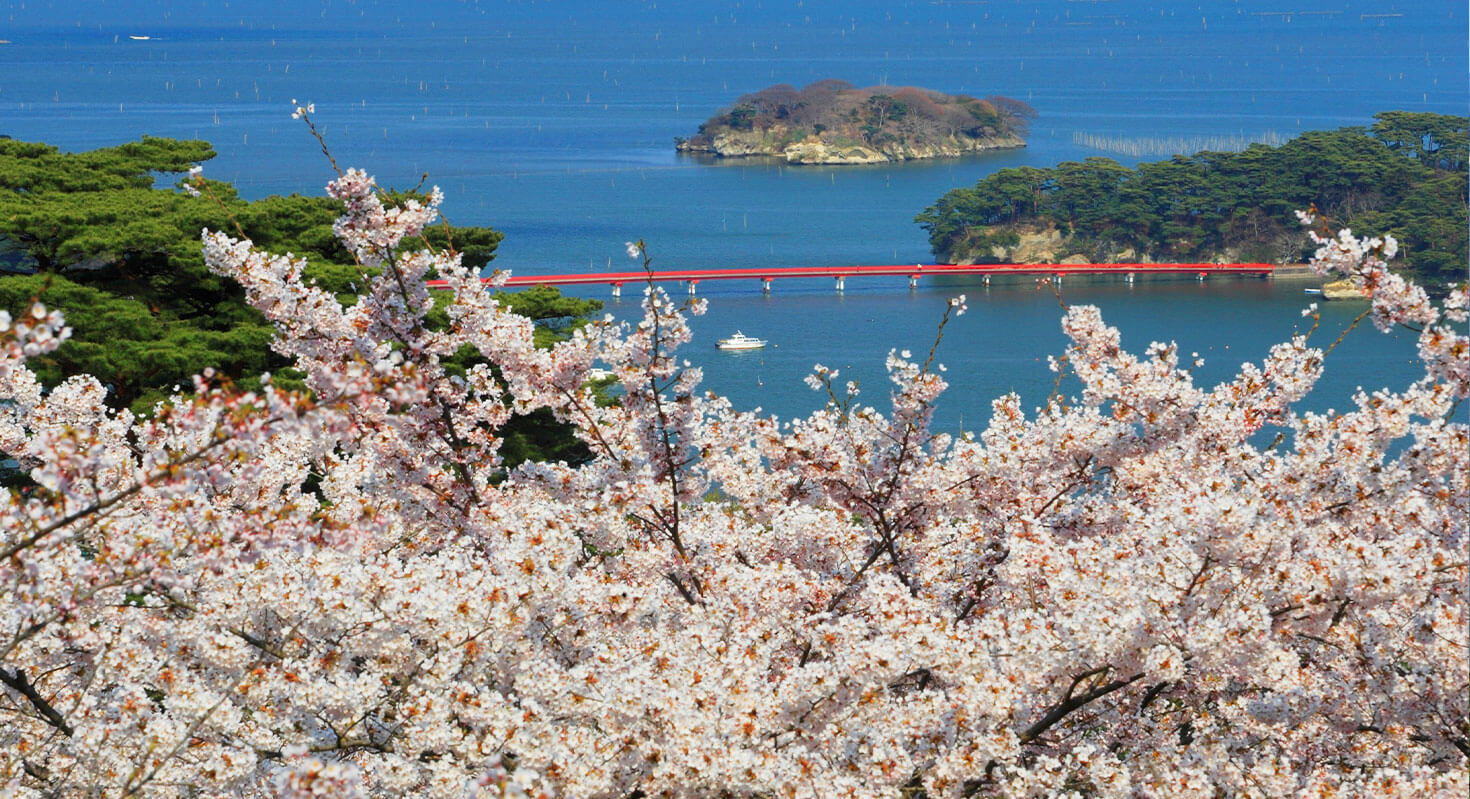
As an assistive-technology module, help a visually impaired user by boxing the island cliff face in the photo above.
[677,80,1032,165]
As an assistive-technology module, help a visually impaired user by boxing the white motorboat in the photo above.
[716,331,767,350]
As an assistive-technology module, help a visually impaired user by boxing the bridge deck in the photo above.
[426,263,1276,291]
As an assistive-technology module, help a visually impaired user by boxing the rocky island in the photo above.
[676,80,1033,165]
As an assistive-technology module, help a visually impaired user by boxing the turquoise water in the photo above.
[630,275,1424,431]
[1,0,1463,429]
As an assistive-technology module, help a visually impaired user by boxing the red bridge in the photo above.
[427,262,1277,296]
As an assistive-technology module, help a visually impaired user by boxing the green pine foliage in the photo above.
[0,137,284,409]
[916,112,1469,283]
[0,136,601,468]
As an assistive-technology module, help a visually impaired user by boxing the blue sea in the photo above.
[2,0,1465,430]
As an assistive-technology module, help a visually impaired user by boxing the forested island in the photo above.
[916,111,1468,283]
[676,79,1034,164]
[0,135,600,465]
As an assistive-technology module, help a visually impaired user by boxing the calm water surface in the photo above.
[593,275,1425,432]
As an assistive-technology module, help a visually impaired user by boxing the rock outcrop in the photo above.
[1321,279,1370,300]
[944,221,1299,267]
[680,129,1025,165]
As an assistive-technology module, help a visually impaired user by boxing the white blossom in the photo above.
[0,164,1462,799]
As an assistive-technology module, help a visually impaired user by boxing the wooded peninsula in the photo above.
[916,111,1468,284]
[676,79,1034,165]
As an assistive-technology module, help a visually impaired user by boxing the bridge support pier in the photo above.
[1126,272,1135,285]
[834,276,846,292]
[1197,272,1206,282]
[1054,273,1063,285]
[909,274,919,290]
[686,280,699,295]
[762,278,773,293]
[984,275,991,287]
[610,282,622,298]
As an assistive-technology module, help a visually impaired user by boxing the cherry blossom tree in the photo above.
[1,110,1465,798]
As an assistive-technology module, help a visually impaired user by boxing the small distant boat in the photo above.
[129,35,151,41]
[716,331,767,350]
[1303,287,1323,295]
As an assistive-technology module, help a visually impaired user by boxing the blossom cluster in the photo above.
[0,169,1464,799]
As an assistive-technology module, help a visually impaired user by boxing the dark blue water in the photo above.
[2,0,1463,429]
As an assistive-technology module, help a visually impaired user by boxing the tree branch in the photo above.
[0,666,74,737]
[1,435,232,562]
[1020,668,1143,745]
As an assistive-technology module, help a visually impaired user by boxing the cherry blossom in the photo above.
[0,167,1462,799]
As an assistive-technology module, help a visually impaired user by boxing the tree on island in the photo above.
[917,112,1469,283]
[0,107,1464,798]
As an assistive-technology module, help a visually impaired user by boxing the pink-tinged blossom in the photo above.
[0,174,1462,799]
